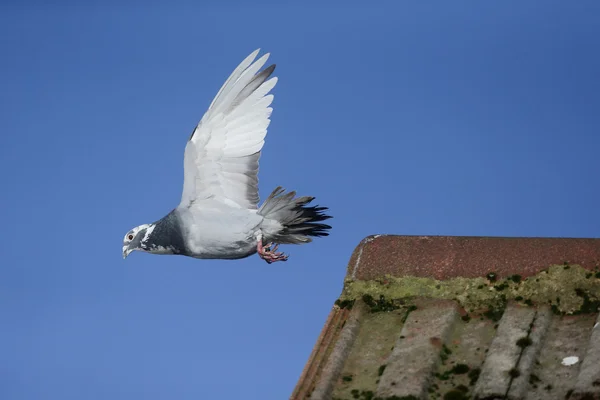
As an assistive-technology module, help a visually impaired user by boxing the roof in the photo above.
[291,235,600,400]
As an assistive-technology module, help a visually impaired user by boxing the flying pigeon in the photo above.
[122,50,331,263]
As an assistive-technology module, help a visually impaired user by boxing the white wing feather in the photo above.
[180,50,278,210]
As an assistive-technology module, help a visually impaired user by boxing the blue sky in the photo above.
[2,1,600,399]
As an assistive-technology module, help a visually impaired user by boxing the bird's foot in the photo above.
[257,241,288,264]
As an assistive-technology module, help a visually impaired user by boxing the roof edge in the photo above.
[346,235,600,281]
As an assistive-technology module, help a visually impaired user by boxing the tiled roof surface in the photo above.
[291,235,600,400]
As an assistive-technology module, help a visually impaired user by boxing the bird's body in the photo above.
[123,50,331,263]
[135,205,261,259]
[176,202,263,259]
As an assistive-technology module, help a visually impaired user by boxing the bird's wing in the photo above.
[180,49,277,210]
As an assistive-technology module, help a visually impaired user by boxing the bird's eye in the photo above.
[128,234,134,240]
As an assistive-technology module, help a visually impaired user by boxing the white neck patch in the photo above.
[142,224,156,244]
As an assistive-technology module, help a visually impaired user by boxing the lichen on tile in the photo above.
[339,264,600,315]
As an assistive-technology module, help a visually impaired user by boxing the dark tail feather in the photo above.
[258,186,332,244]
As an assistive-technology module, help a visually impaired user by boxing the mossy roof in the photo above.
[291,235,600,400]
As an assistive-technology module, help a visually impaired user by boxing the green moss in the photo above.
[573,288,600,314]
[342,374,353,382]
[529,373,542,389]
[339,264,600,315]
[436,371,451,381]
[376,396,419,400]
[450,364,470,374]
[551,304,561,314]
[362,294,400,313]
[335,299,355,310]
[516,336,533,348]
[348,390,375,400]
[361,390,374,400]
[494,282,509,291]
[509,274,522,283]
[401,305,417,323]
[455,385,469,393]
[483,303,506,322]
[439,344,452,364]
[378,364,387,376]
[443,391,468,400]
[468,368,481,385]
[436,363,470,380]
[362,294,375,305]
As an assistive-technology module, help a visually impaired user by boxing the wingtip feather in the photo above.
[249,48,261,59]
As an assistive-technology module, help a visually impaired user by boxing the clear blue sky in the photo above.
[2,1,600,399]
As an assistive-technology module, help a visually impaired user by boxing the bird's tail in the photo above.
[257,186,332,244]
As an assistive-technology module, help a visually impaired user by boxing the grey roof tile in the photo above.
[572,313,600,398]
[377,300,458,399]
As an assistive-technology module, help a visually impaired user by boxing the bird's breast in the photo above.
[179,203,263,259]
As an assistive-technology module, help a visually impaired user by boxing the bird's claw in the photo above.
[257,241,288,264]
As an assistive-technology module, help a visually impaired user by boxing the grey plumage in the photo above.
[122,50,331,262]
[258,187,331,244]
[227,64,276,114]
[146,211,187,254]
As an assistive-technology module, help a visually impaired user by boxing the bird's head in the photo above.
[122,224,153,259]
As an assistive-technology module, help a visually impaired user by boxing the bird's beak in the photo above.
[123,246,132,259]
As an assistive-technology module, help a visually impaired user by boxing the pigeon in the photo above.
[122,50,331,263]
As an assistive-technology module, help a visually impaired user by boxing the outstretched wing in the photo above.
[180,49,277,210]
